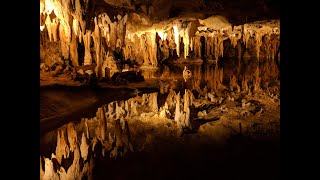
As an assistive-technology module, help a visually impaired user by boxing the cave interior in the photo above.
[40,0,280,179]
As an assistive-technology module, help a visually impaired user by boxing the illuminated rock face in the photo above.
[40,0,280,78]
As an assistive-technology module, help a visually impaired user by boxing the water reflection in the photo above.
[142,57,279,93]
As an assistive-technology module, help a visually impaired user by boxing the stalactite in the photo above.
[205,36,211,59]
[214,35,219,62]
[40,0,45,14]
[70,29,79,66]
[182,27,190,59]
[255,31,263,61]
[173,25,180,57]
[59,21,70,60]
[45,15,59,42]
[83,30,92,65]
[46,16,53,42]
[72,17,80,37]
[109,21,118,50]
[147,32,158,66]
[75,0,85,33]
[98,13,110,39]
[92,17,102,76]
[44,0,54,15]
[193,35,201,58]
[118,14,128,49]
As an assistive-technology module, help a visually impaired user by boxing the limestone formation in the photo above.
[40,0,279,77]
